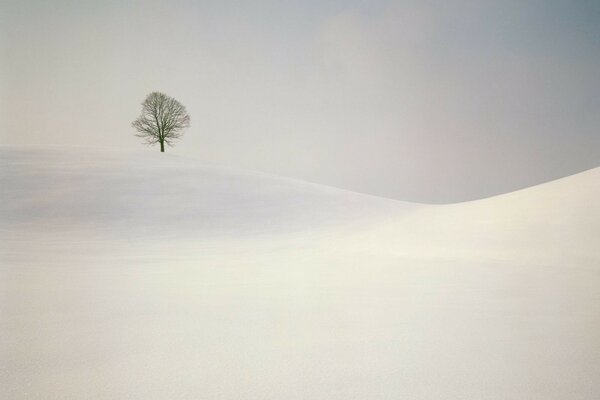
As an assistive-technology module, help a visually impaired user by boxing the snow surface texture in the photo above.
[1,146,599,399]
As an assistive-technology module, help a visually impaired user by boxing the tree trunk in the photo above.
[160,141,165,152]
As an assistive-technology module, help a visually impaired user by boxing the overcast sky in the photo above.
[1,0,598,203]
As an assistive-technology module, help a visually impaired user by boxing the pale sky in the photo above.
[1,0,598,203]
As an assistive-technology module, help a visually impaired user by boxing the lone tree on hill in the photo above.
[132,92,190,152]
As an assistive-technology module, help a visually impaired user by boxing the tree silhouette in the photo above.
[132,92,190,152]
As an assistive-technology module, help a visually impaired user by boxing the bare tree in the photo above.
[132,92,191,152]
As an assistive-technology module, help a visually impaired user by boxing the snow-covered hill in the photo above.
[1,146,599,399]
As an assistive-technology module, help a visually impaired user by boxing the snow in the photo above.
[1,146,599,399]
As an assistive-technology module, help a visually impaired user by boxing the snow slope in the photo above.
[1,146,599,399]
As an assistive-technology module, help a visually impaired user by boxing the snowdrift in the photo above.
[1,146,599,399]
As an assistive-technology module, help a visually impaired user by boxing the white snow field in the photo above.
[1,146,599,399]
